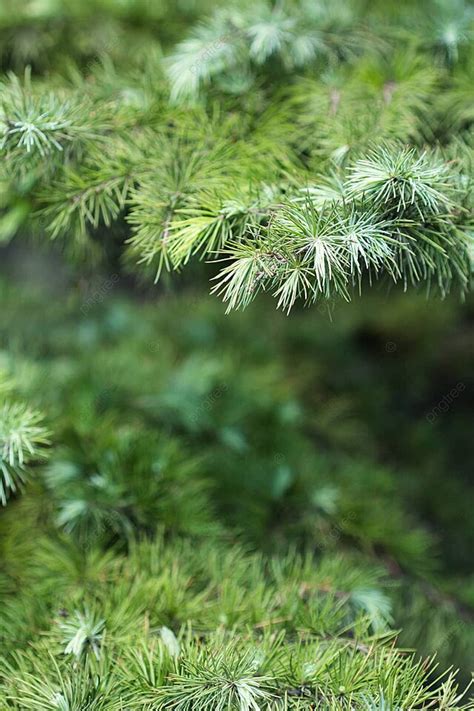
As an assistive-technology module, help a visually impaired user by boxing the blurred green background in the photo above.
[1,238,473,676]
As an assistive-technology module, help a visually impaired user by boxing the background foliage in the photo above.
[0,0,473,708]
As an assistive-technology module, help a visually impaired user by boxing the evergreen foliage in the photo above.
[2,531,470,709]
[0,368,49,505]
[0,0,473,707]
[0,281,473,707]
[0,0,472,309]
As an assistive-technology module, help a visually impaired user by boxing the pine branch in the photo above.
[0,70,107,168]
[0,398,50,505]
[0,2,471,309]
